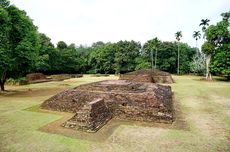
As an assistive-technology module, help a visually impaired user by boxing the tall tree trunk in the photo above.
[177,43,180,75]
[0,81,5,91]
[206,54,212,80]
[0,71,6,91]
[196,39,199,54]
[227,74,230,81]
[151,49,153,70]
[154,48,157,69]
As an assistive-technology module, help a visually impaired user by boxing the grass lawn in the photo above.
[0,75,229,152]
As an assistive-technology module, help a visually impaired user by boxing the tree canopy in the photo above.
[193,31,201,41]
[0,1,229,91]
[175,31,182,41]
[0,1,39,90]
[205,11,230,80]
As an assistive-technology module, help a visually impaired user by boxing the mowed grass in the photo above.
[0,75,229,152]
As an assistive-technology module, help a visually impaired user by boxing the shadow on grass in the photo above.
[171,94,190,131]
[214,77,230,82]
[192,76,229,82]
[0,90,22,96]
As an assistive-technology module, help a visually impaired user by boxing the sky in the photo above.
[10,0,230,48]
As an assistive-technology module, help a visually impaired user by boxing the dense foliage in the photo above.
[0,0,39,90]
[1,0,229,91]
[35,38,196,75]
[142,40,196,74]
[202,11,230,80]
[0,0,200,91]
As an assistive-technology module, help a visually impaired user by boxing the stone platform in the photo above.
[119,69,174,83]
[41,80,173,132]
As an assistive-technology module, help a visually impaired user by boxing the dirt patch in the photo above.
[37,94,187,142]
[170,94,190,131]
[119,69,174,83]
[38,108,171,142]
[0,88,66,98]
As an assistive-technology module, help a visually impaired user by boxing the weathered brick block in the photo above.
[63,98,111,132]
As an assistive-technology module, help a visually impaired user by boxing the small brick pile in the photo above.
[26,73,46,82]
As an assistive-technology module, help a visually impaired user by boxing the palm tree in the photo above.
[152,38,160,69]
[193,31,201,53]
[175,31,182,74]
[199,19,210,39]
[202,42,214,80]
[143,38,160,70]
[200,18,211,80]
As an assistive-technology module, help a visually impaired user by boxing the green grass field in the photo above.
[0,75,229,152]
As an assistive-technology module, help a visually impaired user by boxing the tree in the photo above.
[0,3,39,91]
[157,42,177,73]
[191,31,205,75]
[221,11,230,21]
[178,43,196,74]
[114,40,141,74]
[75,46,93,73]
[175,31,182,74]
[92,41,105,48]
[199,18,211,80]
[201,42,214,80]
[89,42,116,74]
[211,45,230,80]
[57,50,81,73]
[190,53,206,75]
[205,11,230,80]
[135,56,151,70]
[193,31,201,53]
[36,33,55,73]
[0,0,10,8]
[57,41,67,50]
[89,40,141,74]
[68,43,76,50]
[199,19,210,39]
[0,4,10,91]
[143,37,161,69]
[141,40,196,74]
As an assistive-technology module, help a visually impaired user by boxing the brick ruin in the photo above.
[41,80,173,132]
[26,73,84,84]
[26,73,46,82]
[119,69,174,83]
[64,98,112,132]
